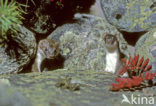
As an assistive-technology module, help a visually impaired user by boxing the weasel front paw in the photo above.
[105,67,115,73]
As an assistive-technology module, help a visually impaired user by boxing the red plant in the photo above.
[110,54,156,91]
[119,54,152,76]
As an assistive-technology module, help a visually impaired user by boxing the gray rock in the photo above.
[1,70,155,106]
[0,25,36,74]
[48,14,129,71]
[101,0,156,32]
[135,28,156,73]
[0,83,31,106]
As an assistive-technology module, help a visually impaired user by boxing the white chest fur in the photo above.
[105,50,119,73]
[36,48,46,72]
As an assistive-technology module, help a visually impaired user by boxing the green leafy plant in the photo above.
[24,0,35,11]
[0,0,25,43]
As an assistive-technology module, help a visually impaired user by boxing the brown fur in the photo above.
[32,39,60,72]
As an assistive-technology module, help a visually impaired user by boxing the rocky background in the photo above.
[0,0,156,106]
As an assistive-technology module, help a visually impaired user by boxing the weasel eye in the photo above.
[54,49,57,54]
[112,37,114,40]
[45,48,48,52]
[104,37,106,42]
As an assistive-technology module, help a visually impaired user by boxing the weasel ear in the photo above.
[102,33,107,40]
[116,35,120,41]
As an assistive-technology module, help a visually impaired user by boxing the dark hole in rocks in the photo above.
[150,2,156,9]
[119,30,147,46]
[19,58,35,73]
[43,54,65,71]
[115,14,122,20]
[20,53,65,73]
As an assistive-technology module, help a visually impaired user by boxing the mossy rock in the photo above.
[135,28,156,74]
[48,14,129,71]
[101,0,156,32]
[0,25,36,74]
[0,70,155,106]
[0,82,31,106]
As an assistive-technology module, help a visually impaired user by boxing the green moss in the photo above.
[126,0,155,30]
[0,70,155,106]
[59,18,129,71]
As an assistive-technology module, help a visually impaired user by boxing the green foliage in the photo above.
[25,0,35,11]
[0,0,25,43]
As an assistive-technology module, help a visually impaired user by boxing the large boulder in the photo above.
[101,0,156,32]
[0,82,31,106]
[135,28,156,73]
[0,25,36,74]
[48,14,129,71]
[1,70,156,106]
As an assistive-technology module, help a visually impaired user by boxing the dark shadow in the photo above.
[53,0,96,27]
[19,53,65,73]
[119,30,147,46]
[44,54,65,71]
[115,14,122,20]
[150,2,156,10]
[19,0,96,39]
[18,57,36,73]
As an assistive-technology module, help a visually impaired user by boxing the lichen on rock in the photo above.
[0,25,36,74]
[101,0,156,32]
[48,14,129,71]
[136,28,156,73]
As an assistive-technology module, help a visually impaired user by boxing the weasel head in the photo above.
[39,39,60,59]
[103,33,119,52]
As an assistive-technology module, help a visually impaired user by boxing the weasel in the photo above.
[103,33,127,76]
[32,39,60,72]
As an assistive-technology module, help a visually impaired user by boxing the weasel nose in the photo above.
[48,54,54,59]
[107,39,112,43]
